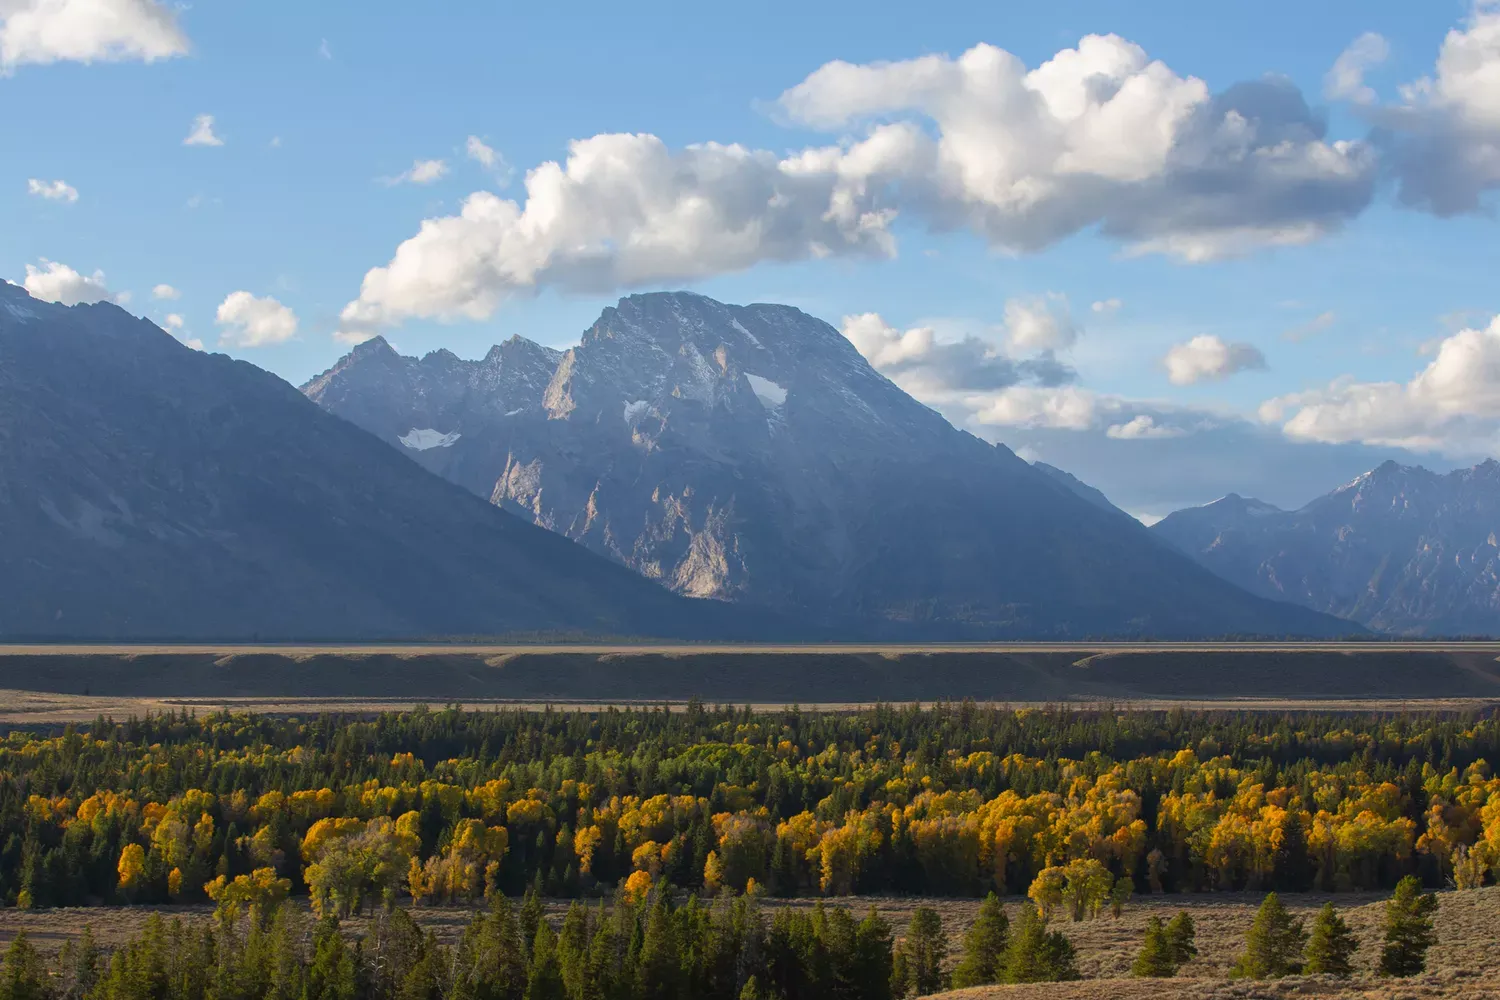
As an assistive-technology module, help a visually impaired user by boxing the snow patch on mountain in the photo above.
[399,428,461,450]
[746,373,787,408]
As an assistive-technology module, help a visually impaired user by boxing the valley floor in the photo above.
[2,889,1496,998]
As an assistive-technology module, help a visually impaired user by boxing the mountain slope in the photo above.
[0,283,742,640]
[1152,460,1500,635]
[1032,461,1134,521]
[307,291,1354,638]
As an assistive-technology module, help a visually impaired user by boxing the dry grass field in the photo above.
[1,889,1495,998]
[1,688,1496,725]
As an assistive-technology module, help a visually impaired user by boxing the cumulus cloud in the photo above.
[967,385,1104,431]
[183,114,223,147]
[1260,314,1500,452]
[215,291,298,347]
[1003,294,1079,353]
[0,0,187,70]
[1336,3,1500,215]
[1163,334,1267,385]
[384,158,449,186]
[841,310,1073,397]
[337,33,1376,337]
[21,259,116,305]
[337,133,905,337]
[151,283,180,300]
[779,38,1376,262]
[27,178,77,202]
[1091,298,1122,314]
[1106,414,1186,439]
[1324,32,1390,103]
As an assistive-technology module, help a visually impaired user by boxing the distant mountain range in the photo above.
[0,283,738,640]
[304,290,1349,639]
[1152,460,1500,635]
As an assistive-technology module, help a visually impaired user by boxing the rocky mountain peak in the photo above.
[302,291,1351,638]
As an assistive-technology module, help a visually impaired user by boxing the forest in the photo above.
[2,703,1498,911]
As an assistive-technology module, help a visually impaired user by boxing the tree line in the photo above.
[1,704,1498,909]
[0,874,1447,1000]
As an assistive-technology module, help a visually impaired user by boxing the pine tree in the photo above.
[898,907,946,997]
[0,932,54,1000]
[1131,917,1176,977]
[525,920,567,1000]
[1303,902,1358,977]
[1231,892,1306,979]
[1378,876,1438,978]
[1164,912,1197,968]
[1001,903,1079,984]
[950,893,1008,988]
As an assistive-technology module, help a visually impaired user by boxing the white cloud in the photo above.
[1324,32,1390,103]
[1106,414,1185,439]
[1163,334,1267,385]
[339,34,1376,338]
[21,259,116,305]
[338,133,904,337]
[215,291,298,348]
[1260,314,1500,452]
[841,303,1076,398]
[466,136,497,167]
[160,312,202,350]
[27,178,77,202]
[466,136,513,187]
[152,283,180,300]
[1003,294,1078,353]
[183,114,223,147]
[1338,3,1500,215]
[318,38,330,60]
[0,0,187,70]
[385,158,449,186]
[1091,298,1122,314]
[778,37,1376,261]
[968,386,1103,431]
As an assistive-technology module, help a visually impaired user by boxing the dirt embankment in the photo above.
[0,646,1494,712]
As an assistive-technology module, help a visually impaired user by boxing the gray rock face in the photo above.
[306,291,1352,638]
[0,283,740,640]
[1152,460,1500,635]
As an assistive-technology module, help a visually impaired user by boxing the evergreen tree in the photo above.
[525,921,567,1000]
[897,907,946,997]
[1378,876,1438,978]
[1303,902,1358,977]
[1164,912,1197,968]
[1001,903,1078,984]
[305,918,357,1000]
[950,893,1008,988]
[1231,892,1306,980]
[1130,917,1177,977]
[0,932,54,1000]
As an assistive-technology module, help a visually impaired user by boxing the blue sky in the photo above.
[5,0,1499,517]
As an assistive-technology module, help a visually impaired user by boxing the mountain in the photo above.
[1152,460,1500,635]
[306,291,1353,638]
[0,282,746,640]
[1031,461,1133,521]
